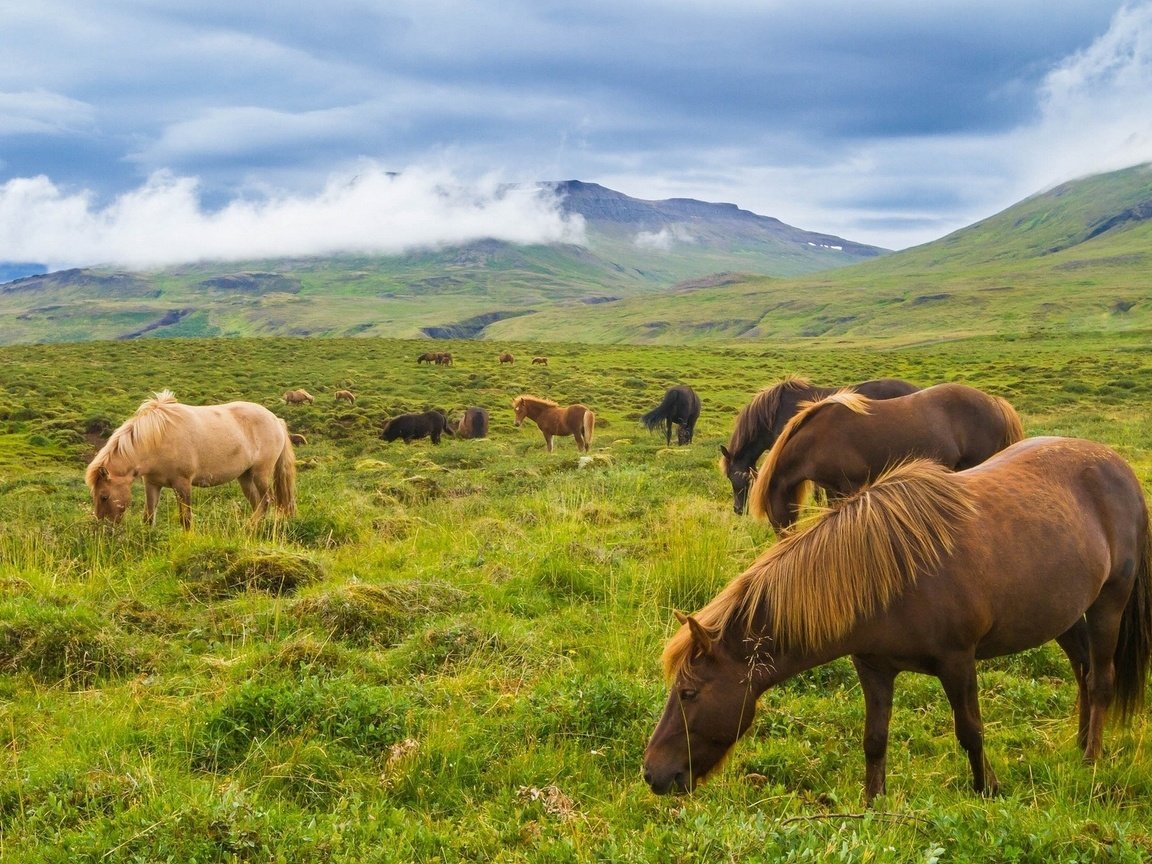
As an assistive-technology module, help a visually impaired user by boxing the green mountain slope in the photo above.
[488,163,1152,345]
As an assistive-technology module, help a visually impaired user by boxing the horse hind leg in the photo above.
[1081,571,1135,761]
[239,470,272,523]
[1055,619,1091,753]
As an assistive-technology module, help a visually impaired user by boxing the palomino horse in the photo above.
[512,395,594,452]
[335,389,356,404]
[720,376,919,513]
[499,352,514,365]
[749,383,1024,531]
[645,437,1152,802]
[86,390,297,530]
[283,388,314,404]
[641,385,701,446]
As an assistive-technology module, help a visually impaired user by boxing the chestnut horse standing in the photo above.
[720,376,919,514]
[750,383,1024,531]
[512,395,594,452]
[86,390,296,530]
[645,437,1152,802]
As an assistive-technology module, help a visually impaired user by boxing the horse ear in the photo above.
[674,610,713,656]
[719,445,730,459]
[96,465,110,480]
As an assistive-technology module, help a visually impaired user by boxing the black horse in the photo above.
[381,410,455,444]
[720,376,920,513]
[641,385,701,446]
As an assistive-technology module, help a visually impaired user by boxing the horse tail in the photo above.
[1113,516,1152,722]
[992,395,1025,448]
[583,409,595,449]
[640,391,675,432]
[273,425,297,516]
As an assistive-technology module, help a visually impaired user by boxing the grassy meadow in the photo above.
[3,333,1152,862]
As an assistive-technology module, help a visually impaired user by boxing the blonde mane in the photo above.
[720,375,811,473]
[85,390,179,483]
[749,391,872,519]
[664,459,977,680]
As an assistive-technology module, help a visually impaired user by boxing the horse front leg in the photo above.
[938,653,998,796]
[544,433,554,453]
[172,478,194,530]
[851,655,897,804]
[143,481,161,525]
[1055,619,1091,753]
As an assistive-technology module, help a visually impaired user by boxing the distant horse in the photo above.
[288,432,308,446]
[86,390,297,530]
[531,356,548,366]
[750,383,1025,531]
[513,395,593,453]
[499,352,514,365]
[436,352,454,366]
[335,389,356,404]
[645,437,1152,802]
[720,376,919,513]
[417,352,438,364]
[456,407,489,440]
[381,410,455,444]
[641,385,701,446]
[283,388,314,405]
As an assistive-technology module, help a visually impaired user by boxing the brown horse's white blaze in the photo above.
[645,437,1152,802]
[86,390,297,530]
[512,394,594,453]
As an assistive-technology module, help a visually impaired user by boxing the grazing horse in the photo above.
[750,383,1025,531]
[531,356,549,366]
[512,395,594,453]
[456,407,489,440]
[499,352,514,365]
[283,388,314,405]
[380,410,455,444]
[641,385,701,446]
[335,389,356,404]
[645,437,1152,802]
[436,352,454,366]
[417,352,438,364]
[720,376,919,513]
[86,390,297,530]
[288,432,308,446]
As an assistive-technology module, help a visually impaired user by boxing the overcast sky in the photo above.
[2,0,1151,270]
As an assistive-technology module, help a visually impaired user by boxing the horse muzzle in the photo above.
[642,763,693,795]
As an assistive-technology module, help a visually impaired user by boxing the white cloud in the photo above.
[0,89,95,135]
[0,165,585,270]
[633,225,695,250]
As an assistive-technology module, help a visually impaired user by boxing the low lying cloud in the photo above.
[0,165,585,270]
[633,225,695,251]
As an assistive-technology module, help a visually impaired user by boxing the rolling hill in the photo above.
[0,182,884,345]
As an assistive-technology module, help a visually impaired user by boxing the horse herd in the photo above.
[83,372,1152,804]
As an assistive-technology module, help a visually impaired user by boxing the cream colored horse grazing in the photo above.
[86,390,297,530]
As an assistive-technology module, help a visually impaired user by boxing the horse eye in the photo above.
[679,688,698,702]
[99,494,109,502]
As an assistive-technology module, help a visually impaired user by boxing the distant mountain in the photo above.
[484,163,1152,344]
[0,182,886,345]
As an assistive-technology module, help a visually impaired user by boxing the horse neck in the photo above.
[723,616,845,693]
[523,399,552,419]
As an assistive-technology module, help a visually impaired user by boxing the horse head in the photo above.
[720,446,756,514]
[89,464,134,524]
[643,612,759,795]
[512,397,527,427]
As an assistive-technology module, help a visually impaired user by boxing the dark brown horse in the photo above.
[417,352,438,364]
[380,410,454,444]
[645,437,1152,802]
[750,383,1024,531]
[456,406,489,439]
[531,356,548,366]
[512,395,593,452]
[641,385,701,446]
[720,376,919,513]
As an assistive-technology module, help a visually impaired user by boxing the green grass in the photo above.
[2,333,1152,861]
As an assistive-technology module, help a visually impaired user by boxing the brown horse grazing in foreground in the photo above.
[335,389,356,404]
[749,383,1024,531]
[499,352,514,365]
[513,395,593,452]
[645,437,1152,803]
[721,376,920,514]
[86,390,297,530]
[531,356,548,365]
[283,388,314,405]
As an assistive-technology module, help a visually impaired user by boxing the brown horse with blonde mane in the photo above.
[645,437,1152,802]
[750,382,1024,531]
[86,390,297,530]
[720,375,919,514]
[512,395,594,452]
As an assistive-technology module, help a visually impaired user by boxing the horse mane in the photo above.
[748,391,872,519]
[721,375,811,473]
[85,390,179,482]
[513,394,558,410]
[664,459,977,680]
